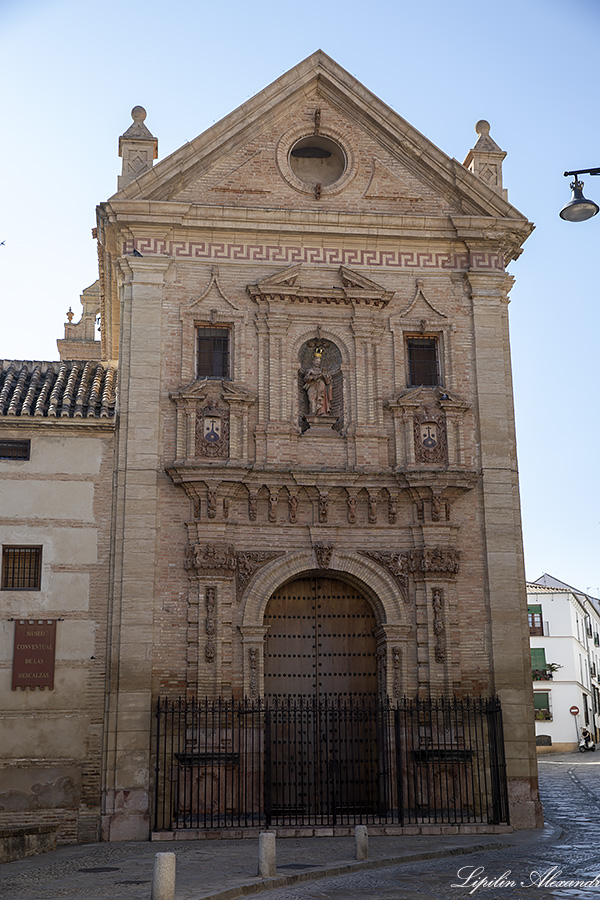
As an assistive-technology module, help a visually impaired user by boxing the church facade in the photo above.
[0,52,541,843]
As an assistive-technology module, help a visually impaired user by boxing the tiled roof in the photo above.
[526,583,570,594]
[0,360,117,419]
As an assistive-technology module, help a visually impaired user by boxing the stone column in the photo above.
[467,269,542,829]
[102,256,172,841]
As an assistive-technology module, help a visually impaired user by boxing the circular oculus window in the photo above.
[277,126,356,196]
[289,136,346,187]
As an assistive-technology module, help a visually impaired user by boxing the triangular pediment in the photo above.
[109,51,529,224]
[389,385,470,411]
[397,280,447,319]
[170,378,256,405]
[247,265,393,307]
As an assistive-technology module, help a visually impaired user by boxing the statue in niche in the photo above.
[298,339,343,431]
[303,348,332,415]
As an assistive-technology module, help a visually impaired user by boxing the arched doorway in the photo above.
[264,574,378,700]
[263,574,380,821]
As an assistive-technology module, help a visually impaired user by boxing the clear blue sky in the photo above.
[1,0,599,594]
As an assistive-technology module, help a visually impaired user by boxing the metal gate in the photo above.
[153,696,509,831]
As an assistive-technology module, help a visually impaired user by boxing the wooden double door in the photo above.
[264,575,378,700]
[263,576,379,820]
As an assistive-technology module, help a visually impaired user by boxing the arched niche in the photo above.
[298,339,343,431]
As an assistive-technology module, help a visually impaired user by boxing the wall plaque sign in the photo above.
[12,620,57,690]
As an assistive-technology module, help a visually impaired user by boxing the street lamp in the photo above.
[559,168,600,221]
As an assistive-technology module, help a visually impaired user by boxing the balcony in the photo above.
[532,669,553,681]
[534,709,552,721]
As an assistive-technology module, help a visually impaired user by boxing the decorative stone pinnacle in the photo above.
[118,105,158,190]
[463,119,507,200]
[120,106,156,142]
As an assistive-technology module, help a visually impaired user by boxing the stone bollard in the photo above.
[355,824,368,860]
[151,852,176,900]
[258,831,277,877]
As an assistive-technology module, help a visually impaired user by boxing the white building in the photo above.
[528,574,600,752]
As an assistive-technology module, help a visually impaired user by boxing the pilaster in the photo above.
[102,256,172,841]
[467,268,542,828]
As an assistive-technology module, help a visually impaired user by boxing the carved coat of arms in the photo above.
[196,403,230,458]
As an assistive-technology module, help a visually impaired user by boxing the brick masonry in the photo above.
[0,51,542,843]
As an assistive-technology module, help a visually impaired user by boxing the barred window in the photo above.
[0,440,30,460]
[406,337,439,386]
[196,326,230,379]
[1,546,42,590]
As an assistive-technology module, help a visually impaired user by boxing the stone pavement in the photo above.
[2,753,599,900]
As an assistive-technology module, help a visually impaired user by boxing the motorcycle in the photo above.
[579,735,596,752]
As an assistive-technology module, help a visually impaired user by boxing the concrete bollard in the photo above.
[355,824,369,860]
[258,831,277,877]
[151,852,176,900]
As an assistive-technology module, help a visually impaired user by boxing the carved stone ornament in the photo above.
[358,550,409,601]
[248,493,258,522]
[388,496,398,524]
[236,550,284,600]
[409,547,460,577]
[185,542,284,599]
[318,493,328,524]
[347,496,357,524]
[196,402,230,458]
[377,646,387,698]
[392,647,402,697]
[249,647,258,698]
[414,409,447,465]
[205,585,216,662]
[185,542,237,574]
[432,587,446,663]
[314,543,334,568]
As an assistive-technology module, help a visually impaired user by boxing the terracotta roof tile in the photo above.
[0,360,117,419]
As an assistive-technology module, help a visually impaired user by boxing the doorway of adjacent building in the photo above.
[263,575,379,820]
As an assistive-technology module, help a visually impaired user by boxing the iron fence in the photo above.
[153,696,508,831]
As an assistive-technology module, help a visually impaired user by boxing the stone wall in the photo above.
[0,424,114,842]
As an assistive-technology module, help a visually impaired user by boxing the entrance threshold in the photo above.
[151,823,514,841]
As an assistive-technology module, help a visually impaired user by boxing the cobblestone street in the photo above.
[252,755,600,900]
[2,754,600,900]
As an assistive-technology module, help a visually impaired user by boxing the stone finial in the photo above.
[57,281,102,360]
[463,119,508,200]
[117,106,158,191]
